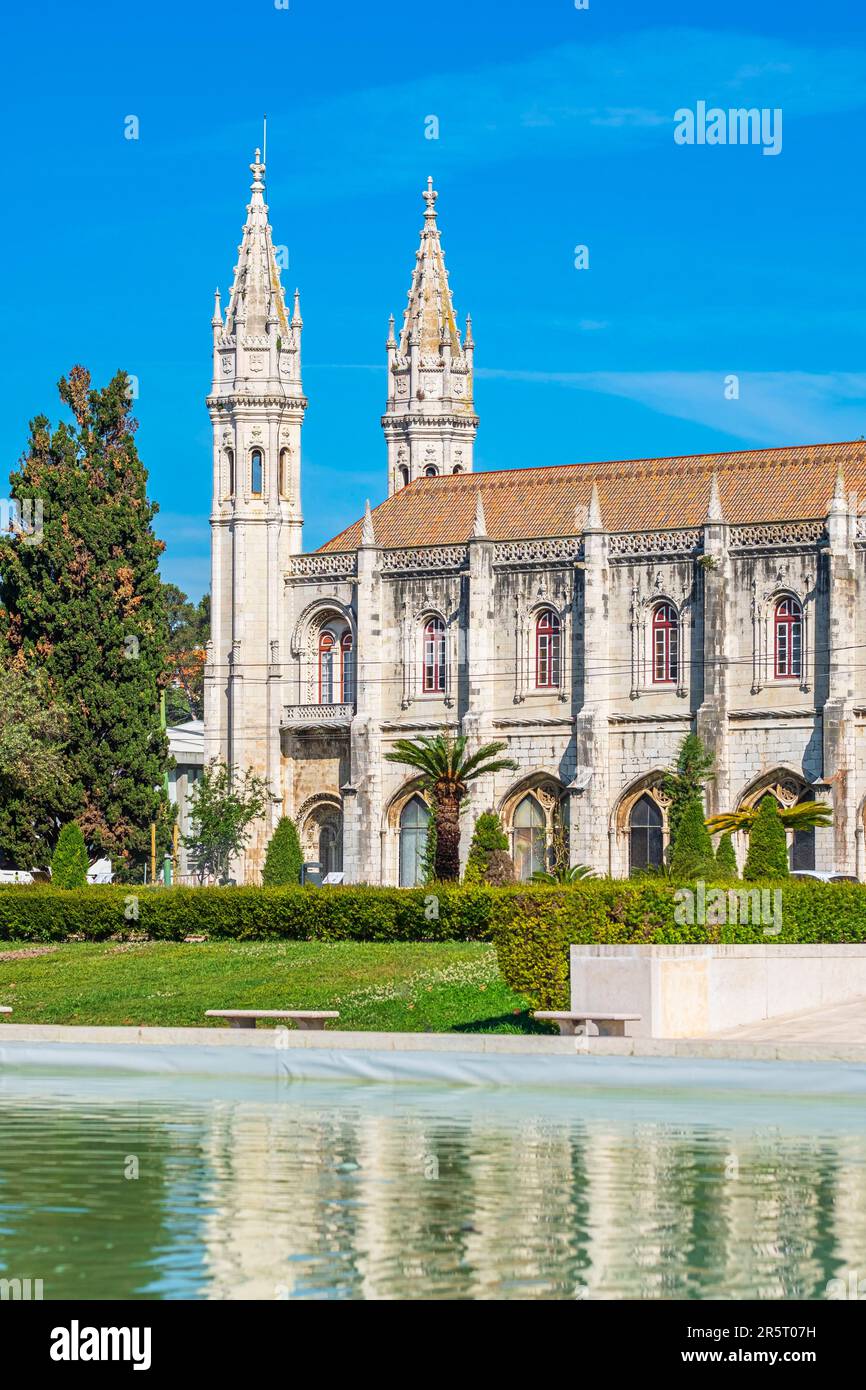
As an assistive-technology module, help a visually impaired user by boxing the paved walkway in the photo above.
[709,997,866,1044]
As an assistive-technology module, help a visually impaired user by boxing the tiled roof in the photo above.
[318,441,866,552]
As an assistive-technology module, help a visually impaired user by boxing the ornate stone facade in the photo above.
[205,154,866,883]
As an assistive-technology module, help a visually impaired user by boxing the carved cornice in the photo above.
[494,536,584,567]
[380,544,468,574]
[207,394,308,410]
[609,529,702,558]
[287,552,357,581]
[729,520,824,549]
[381,413,479,429]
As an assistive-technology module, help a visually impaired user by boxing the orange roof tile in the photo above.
[318,441,866,552]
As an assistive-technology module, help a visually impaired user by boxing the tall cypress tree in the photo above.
[0,366,171,873]
[744,796,790,880]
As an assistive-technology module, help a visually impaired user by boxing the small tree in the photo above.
[669,796,716,880]
[662,734,715,845]
[715,831,739,882]
[51,822,90,888]
[464,810,510,884]
[744,796,789,880]
[262,816,303,886]
[183,759,276,884]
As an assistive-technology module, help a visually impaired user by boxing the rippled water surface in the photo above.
[2,1071,866,1299]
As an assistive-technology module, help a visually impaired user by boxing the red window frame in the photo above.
[774,597,802,679]
[340,631,354,703]
[535,609,561,688]
[319,631,336,703]
[422,617,446,693]
[652,603,678,684]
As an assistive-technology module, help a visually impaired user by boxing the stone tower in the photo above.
[383,178,477,496]
[203,148,307,875]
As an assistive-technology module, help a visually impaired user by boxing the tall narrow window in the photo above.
[251,449,263,496]
[398,466,409,488]
[319,631,336,703]
[512,795,546,881]
[422,617,446,693]
[775,597,802,679]
[399,796,430,886]
[535,609,561,688]
[279,448,290,498]
[226,449,234,499]
[629,794,664,874]
[652,602,678,684]
[341,631,354,704]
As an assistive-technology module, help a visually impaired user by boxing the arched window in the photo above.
[652,602,678,684]
[398,466,409,488]
[399,796,430,886]
[341,631,354,703]
[225,449,234,499]
[424,466,438,477]
[452,465,463,474]
[629,794,664,874]
[279,448,290,498]
[319,631,336,703]
[512,794,546,881]
[318,821,343,875]
[422,616,446,693]
[251,449,263,496]
[775,597,802,679]
[535,609,561,688]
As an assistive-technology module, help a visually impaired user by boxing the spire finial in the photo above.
[705,470,724,523]
[292,288,302,327]
[386,313,397,348]
[250,147,265,194]
[423,176,438,218]
[828,463,848,515]
[211,287,222,328]
[361,498,376,547]
[472,490,488,539]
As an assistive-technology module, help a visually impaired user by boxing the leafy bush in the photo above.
[669,797,715,880]
[464,810,510,884]
[262,817,303,886]
[744,796,789,880]
[50,823,90,889]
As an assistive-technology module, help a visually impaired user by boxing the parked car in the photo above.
[790,870,860,883]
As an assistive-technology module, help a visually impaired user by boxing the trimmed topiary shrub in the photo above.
[262,817,303,886]
[744,796,789,881]
[668,797,716,881]
[50,823,90,889]
[464,811,513,885]
[715,831,739,882]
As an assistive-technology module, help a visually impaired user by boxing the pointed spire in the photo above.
[464,313,474,350]
[361,499,376,547]
[223,148,290,341]
[472,490,488,539]
[399,178,463,356]
[705,470,724,523]
[386,313,397,348]
[828,463,847,515]
[211,288,222,328]
[292,289,302,327]
[585,482,603,532]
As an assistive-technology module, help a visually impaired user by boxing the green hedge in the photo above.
[490,879,866,1010]
[0,883,496,944]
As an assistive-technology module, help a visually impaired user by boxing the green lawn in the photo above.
[0,940,545,1034]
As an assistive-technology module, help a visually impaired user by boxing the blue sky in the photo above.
[2,0,865,598]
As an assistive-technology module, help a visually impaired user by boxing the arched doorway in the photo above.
[318,822,342,875]
[629,794,664,874]
[399,796,430,886]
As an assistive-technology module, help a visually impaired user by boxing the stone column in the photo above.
[823,474,857,874]
[461,496,497,868]
[346,505,384,883]
[696,473,731,816]
[571,485,611,874]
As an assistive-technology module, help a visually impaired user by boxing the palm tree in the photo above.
[706,801,833,836]
[385,732,517,881]
[532,863,596,884]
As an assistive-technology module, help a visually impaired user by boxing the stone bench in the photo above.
[533,1011,641,1038]
[205,1009,339,1031]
